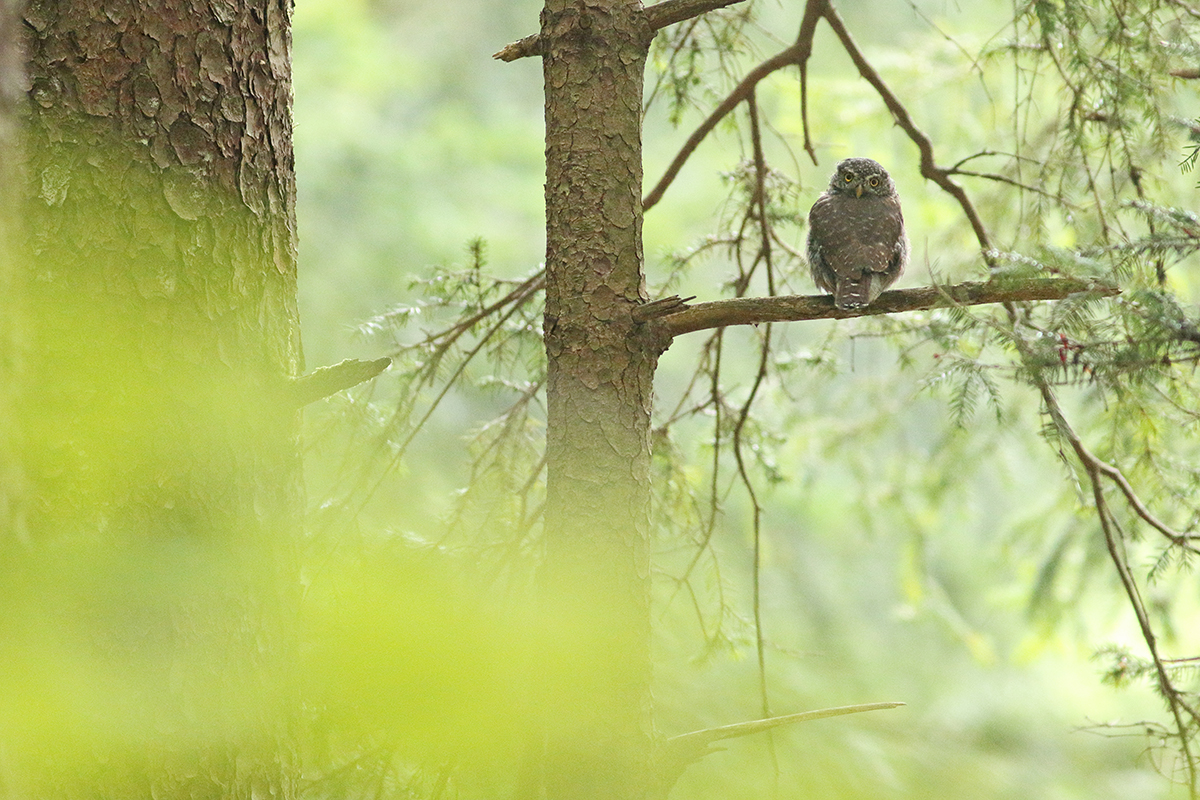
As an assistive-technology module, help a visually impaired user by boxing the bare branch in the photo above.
[949,168,1070,204]
[494,0,748,62]
[1091,458,1198,551]
[1023,333,1197,552]
[795,0,830,164]
[744,88,776,721]
[645,0,993,258]
[644,0,747,30]
[643,42,806,210]
[659,278,1119,338]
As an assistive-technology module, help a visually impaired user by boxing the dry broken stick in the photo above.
[651,702,905,796]
[632,294,696,322]
[287,357,391,409]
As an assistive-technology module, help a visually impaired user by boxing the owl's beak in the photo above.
[855,185,863,198]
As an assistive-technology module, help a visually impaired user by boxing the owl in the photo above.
[806,157,908,310]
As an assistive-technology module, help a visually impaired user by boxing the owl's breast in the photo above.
[808,193,904,278]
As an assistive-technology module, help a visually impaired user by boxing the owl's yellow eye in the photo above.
[843,175,853,182]
[868,177,880,187]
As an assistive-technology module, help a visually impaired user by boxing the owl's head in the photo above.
[828,157,895,198]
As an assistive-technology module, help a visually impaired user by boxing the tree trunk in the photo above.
[539,1,661,798]
[0,0,25,541]
[4,1,301,797]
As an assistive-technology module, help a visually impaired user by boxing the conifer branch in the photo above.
[657,278,1119,338]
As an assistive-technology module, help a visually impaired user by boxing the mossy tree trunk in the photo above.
[3,1,302,797]
[0,0,25,539]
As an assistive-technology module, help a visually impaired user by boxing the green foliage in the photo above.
[647,2,758,125]
[308,237,548,583]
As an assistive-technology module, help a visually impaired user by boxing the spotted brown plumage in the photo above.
[807,157,908,310]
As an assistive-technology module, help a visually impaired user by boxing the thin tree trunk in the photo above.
[539,1,661,798]
[5,1,301,797]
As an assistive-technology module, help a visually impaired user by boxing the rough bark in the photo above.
[495,0,745,60]
[538,1,660,798]
[6,1,300,797]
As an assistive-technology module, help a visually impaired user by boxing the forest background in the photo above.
[3,0,1199,798]
[294,0,1198,797]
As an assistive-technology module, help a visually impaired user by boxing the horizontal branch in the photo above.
[644,41,804,210]
[493,0,748,62]
[659,278,1119,338]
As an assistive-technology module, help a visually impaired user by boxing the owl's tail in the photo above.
[834,276,883,310]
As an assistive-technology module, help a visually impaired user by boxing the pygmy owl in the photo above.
[807,157,908,310]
